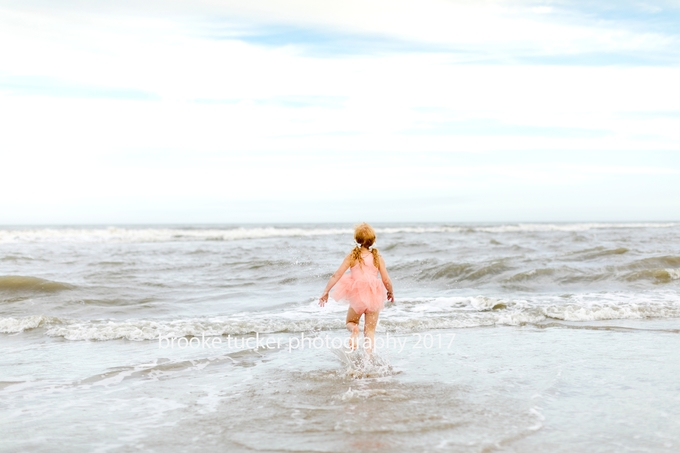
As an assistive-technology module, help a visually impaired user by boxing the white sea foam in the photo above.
[3,292,678,341]
[473,223,678,233]
[0,223,676,243]
[42,317,344,341]
[0,227,352,243]
[666,269,680,280]
[0,315,53,333]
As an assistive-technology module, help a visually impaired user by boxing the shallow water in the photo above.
[1,223,679,452]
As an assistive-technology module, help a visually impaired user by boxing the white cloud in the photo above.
[0,2,679,223]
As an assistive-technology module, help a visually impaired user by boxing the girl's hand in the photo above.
[387,291,394,303]
[318,293,329,307]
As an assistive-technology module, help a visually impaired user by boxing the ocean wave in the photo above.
[0,223,677,243]
[0,226,451,244]
[0,227,350,243]
[44,317,345,341]
[619,256,680,284]
[0,276,74,293]
[3,293,678,341]
[0,254,39,262]
[629,256,680,268]
[625,268,680,284]
[471,223,678,233]
[414,261,510,282]
[504,268,557,282]
[0,315,59,333]
[569,247,629,260]
[380,295,680,328]
[402,255,680,286]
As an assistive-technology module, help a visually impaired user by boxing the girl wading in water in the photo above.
[319,223,394,353]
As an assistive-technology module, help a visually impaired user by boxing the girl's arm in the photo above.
[378,255,394,303]
[318,255,351,307]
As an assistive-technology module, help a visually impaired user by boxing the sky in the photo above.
[1,0,679,224]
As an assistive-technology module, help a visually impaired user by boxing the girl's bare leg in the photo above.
[346,307,361,350]
[363,310,380,354]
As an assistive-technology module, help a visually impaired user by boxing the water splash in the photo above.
[330,348,397,379]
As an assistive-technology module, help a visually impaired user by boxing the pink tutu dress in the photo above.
[331,253,387,314]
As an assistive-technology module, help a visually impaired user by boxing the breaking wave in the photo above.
[3,292,678,341]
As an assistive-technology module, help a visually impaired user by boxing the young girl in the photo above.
[319,223,394,353]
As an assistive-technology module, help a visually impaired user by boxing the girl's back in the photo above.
[349,253,380,279]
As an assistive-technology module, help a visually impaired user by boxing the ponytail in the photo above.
[349,245,363,267]
[371,248,380,268]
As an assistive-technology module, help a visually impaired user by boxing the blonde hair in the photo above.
[349,222,380,268]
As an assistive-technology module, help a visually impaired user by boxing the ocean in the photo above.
[1,223,679,452]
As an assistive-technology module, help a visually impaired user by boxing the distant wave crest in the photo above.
[0,223,677,243]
